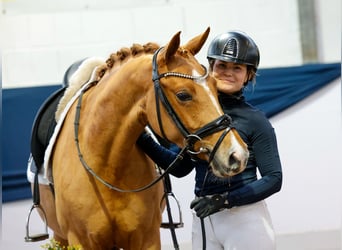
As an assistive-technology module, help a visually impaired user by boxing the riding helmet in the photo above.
[207,31,260,70]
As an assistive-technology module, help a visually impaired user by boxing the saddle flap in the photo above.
[30,87,66,169]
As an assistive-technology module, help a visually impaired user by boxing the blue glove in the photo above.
[190,194,229,218]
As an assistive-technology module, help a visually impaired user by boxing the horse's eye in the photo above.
[176,91,192,102]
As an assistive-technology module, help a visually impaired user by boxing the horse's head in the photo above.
[146,27,249,177]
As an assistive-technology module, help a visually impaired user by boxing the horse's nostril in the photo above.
[228,152,236,165]
[228,152,241,171]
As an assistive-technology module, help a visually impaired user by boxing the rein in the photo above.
[73,82,187,193]
[73,47,233,192]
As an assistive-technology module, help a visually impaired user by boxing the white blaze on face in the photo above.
[229,131,248,157]
[192,69,222,114]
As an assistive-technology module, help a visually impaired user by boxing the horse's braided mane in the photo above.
[97,42,160,80]
[55,42,160,122]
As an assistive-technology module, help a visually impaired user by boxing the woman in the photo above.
[137,30,282,250]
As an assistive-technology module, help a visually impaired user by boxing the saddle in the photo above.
[30,87,66,171]
[30,58,88,171]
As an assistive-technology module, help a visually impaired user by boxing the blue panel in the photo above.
[245,63,341,117]
[2,85,60,202]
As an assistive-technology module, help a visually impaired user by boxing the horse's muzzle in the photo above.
[209,134,249,178]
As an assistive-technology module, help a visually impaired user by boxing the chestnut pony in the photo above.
[37,28,249,249]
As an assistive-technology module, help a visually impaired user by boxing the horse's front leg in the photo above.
[53,233,69,248]
[126,221,161,250]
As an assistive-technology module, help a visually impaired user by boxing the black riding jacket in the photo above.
[137,92,282,208]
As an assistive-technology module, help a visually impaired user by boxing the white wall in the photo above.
[1,0,340,87]
[269,79,341,234]
[315,0,342,62]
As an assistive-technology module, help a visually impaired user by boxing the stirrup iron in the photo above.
[161,192,184,229]
[25,158,49,242]
[24,204,49,242]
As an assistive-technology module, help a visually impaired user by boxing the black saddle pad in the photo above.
[31,87,66,170]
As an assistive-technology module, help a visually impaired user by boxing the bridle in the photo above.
[73,47,233,193]
[152,47,233,163]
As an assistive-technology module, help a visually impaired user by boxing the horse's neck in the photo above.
[78,59,150,164]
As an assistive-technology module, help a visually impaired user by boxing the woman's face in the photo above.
[212,60,249,94]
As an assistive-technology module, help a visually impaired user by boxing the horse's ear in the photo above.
[184,27,210,56]
[164,31,181,62]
